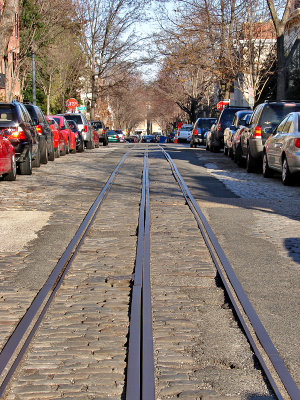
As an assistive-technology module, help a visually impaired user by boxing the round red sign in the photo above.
[66,98,78,110]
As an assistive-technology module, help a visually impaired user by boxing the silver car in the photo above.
[63,113,94,149]
[263,112,300,185]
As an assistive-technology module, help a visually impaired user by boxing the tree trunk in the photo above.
[276,33,286,100]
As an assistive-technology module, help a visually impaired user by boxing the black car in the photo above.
[0,101,40,175]
[190,118,216,147]
[90,120,108,146]
[67,120,84,152]
[24,103,55,162]
[208,106,250,152]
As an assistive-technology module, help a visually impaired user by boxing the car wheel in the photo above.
[3,152,17,181]
[86,140,93,149]
[228,148,233,159]
[246,148,255,173]
[48,141,55,161]
[61,143,66,156]
[206,141,209,151]
[103,139,108,146]
[282,157,293,185]
[19,147,32,175]
[55,146,60,158]
[262,152,273,178]
[224,146,228,155]
[78,139,84,152]
[70,144,77,154]
[40,137,48,164]
[66,140,70,154]
[32,145,41,168]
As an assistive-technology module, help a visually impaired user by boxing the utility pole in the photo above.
[32,41,37,105]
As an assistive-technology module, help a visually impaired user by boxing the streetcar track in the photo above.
[0,144,298,399]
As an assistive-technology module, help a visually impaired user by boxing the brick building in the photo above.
[0,1,21,101]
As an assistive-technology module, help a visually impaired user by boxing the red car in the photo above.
[0,131,16,181]
[50,115,76,154]
[46,116,66,157]
[92,129,100,148]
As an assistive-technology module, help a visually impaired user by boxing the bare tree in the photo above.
[0,0,17,61]
[266,0,295,99]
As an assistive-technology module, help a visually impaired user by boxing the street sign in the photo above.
[217,100,230,112]
[77,106,86,112]
[66,98,77,110]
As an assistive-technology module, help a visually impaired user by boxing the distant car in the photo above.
[63,113,94,149]
[190,118,216,147]
[0,101,40,175]
[114,129,125,142]
[263,112,300,185]
[92,128,100,148]
[232,113,252,165]
[178,124,193,143]
[90,120,108,146]
[0,132,16,181]
[24,103,55,162]
[240,101,300,172]
[46,116,66,157]
[107,130,120,142]
[208,106,250,152]
[223,110,252,158]
[68,120,84,152]
[141,135,156,143]
[51,115,76,154]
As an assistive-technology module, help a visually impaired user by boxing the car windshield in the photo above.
[107,131,116,135]
[261,104,300,129]
[64,114,83,125]
[197,119,216,129]
[0,105,16,121]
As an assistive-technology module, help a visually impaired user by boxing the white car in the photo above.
[178,124,193,143]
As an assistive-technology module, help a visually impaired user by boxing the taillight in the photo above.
[194,129,198,135]
[295,138,300,148]
[217,123,221,132]
[6,127,26,140]
[253,126,262,138]
[84,125,88,132]
[36,124,42,134]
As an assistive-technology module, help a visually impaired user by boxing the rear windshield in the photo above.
[181,125,193,131]
[91,122,103,129]
[220,109,241,124]
[0,105,17,121]
[64,114,83,125]
[261,104,300,130]
[197,119,216,129]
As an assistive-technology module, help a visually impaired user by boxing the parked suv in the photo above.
[190,118,216,147]
[90,120,108,146]
[240,101,300,172]
[24,103,54,162]
[208,106,250,152]
[0,101,40,174]
[63,113,94,149]
[223,110,252,157]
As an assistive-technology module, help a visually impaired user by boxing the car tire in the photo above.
[228,148,233,159]
[55,146,60,158]
[78,140,84,152]
[262,152,273,178]
[66,140,70,154]
[3,152,17,181]
[61,143,66,156]
[103,139,108,146]
[282,157,293,185]
[224,146,228,155]
[40,137,48,164]
[48,141,55,161]
[86,140,94,149]
[246,147,255,173]
[70,145,77,154]
[19,147,32,175]
[32,145,41,168]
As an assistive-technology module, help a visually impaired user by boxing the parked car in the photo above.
[90,120,108,146]
[107,130,120,142]
[0,131,16,181]
[92,128,100,148]
[24,103,55,163]
[190,118,216,147]
[51,115,76,154]
[63,113,94,149]
[239,101,300,172]
[167,132,176,143]
[232,113,252,165]
[114,129,125,142]
[178,124,193,143]
[223,110,252,158]
[141,135,156,143]
[263,112,300,185]
[0,101,40,174]
[46,116,66,157]
[67,120,84,152]
[207,106,250,152]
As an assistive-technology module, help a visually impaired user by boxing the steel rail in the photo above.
[126,147,155,400]
[160,146,299,400]
[0,147,134,397]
